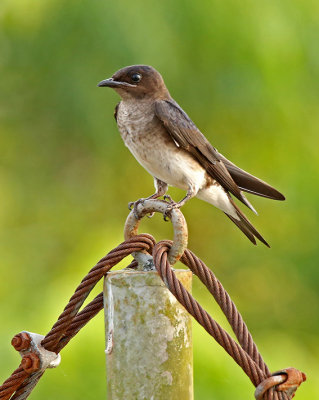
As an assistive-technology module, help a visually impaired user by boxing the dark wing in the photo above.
[155,99,285,202]
[154,99,254,211]
[217,153,285,200]
[114,102,120,122]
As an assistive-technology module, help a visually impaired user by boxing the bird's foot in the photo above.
[163,201,181,221]
[163,194,174,204]
[128,198,146,219]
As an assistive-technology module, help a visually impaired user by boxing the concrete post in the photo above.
[104,269,193,400]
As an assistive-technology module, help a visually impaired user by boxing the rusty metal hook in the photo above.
[124,199,188,267]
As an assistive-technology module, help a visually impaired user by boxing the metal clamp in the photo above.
[124,199,188,267]
[255,368,306,400]
[12,331,61,373]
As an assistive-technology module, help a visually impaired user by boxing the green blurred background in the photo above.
[0,0,318,398]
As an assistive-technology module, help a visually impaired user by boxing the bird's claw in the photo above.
[163,194,174,204]
[163,201,179,221]
[128,198,146,219]
[129,196,180,221]
[163,211,172,221]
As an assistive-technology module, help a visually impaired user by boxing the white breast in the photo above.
[116,99,207,191]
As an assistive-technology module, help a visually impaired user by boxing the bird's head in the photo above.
[97,65,169,100]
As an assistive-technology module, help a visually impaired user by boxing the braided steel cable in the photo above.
[0,234,155,400]
[41,234,155,352]
[180,245,269,376]
[153,241,295,400]
[55,292,104,353]
[10,371,44,400]
[0,227,305,400]
[0,368,29,400]
[153,241,265,387]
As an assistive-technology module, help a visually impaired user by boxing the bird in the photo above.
[98,65,285,247]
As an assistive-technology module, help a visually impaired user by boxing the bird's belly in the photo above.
[122,124,206,190]
[141,147,206,190]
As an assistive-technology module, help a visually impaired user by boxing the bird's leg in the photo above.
[163,184,198,220]
[148,178,169,200]
[163,194,174,204]
[128,178,168,218]
[173,184,198,208]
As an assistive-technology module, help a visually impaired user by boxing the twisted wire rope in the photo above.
[0,232,300,400]
[41,234,155,352]
[153,241,290,400]
[0,234,155,400]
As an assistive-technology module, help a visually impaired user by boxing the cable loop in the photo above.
[255,368,307,400]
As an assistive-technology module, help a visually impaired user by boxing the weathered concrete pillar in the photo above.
[104,269,193,400]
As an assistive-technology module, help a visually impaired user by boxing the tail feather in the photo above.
[225,214,257,245]
[226,197,270,247]
[217,152,285,201]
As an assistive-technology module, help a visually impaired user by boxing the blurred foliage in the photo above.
[0,0,318,398]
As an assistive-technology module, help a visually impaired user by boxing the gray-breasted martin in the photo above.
[98,65,285,246]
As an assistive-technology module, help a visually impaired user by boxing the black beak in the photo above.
[97,78,136,88]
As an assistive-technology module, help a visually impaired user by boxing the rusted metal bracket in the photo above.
[124,199,188,268]
[254,367,306,400]
[12,331,61,374]
[8,332,61,400]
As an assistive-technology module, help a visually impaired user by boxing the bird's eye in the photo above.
[131,73,142,83]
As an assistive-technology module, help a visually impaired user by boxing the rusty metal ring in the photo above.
[254,374,286,400]
[124,199,188,265]
[255,367,306,400]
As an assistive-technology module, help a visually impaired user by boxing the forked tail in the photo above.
[225,197,270,247]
